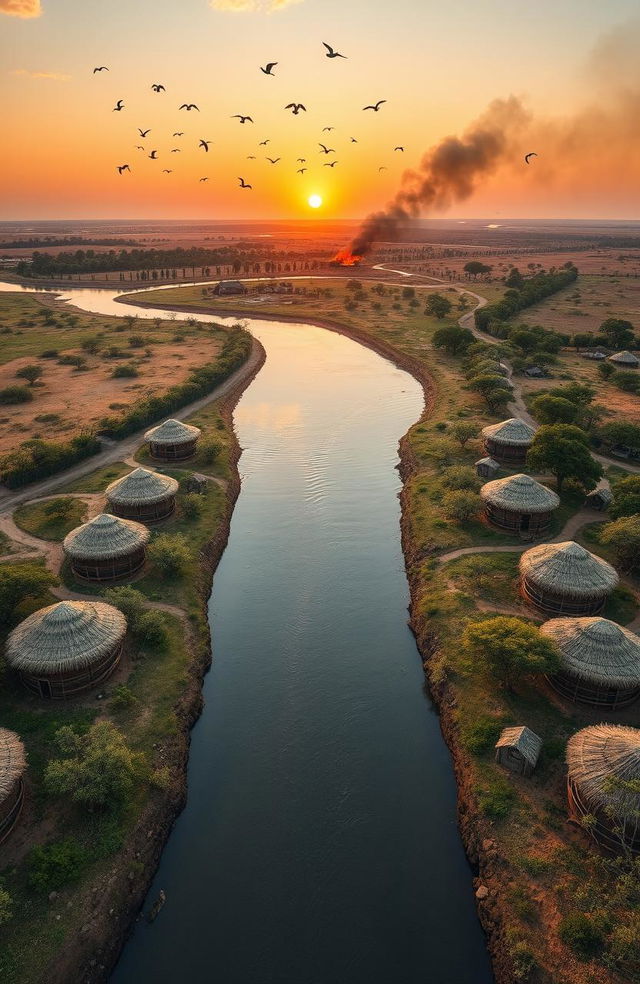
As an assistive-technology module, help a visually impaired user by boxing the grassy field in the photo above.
[13,497,87,541]
[515,273,640,337]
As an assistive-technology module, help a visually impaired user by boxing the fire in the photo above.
[330,247,362,266]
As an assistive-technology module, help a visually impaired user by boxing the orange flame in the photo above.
[330,248,362,266]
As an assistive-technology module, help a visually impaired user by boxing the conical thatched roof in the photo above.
[609,350,639,366]
[542,617,640,688]
[0,729,26,803]
[480,473,560,514]
[63,513,149,560]
[519,541,619,598]
[495,726,542,766]
[105,467,179,507]
[482,417,536,447]
[567,724,640,823]
[144,418,201,446]
[6,600,127,675]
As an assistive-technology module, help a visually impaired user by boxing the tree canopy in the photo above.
[425,293,453,320]
[432,323,474,354]
[531,394,578,425]
[526,424,603,492]
[0,564,57,626]
[600,318,635,350]
[610,476,640,520]
[462,616,560,690]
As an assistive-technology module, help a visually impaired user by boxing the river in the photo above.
[1,281,493,983]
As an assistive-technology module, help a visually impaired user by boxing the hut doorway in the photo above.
[520,514,530,533]
[40,679,52,699]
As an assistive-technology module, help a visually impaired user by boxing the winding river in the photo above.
[1,282,493,983]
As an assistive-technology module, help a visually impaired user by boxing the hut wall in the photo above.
[521,576,607,616]
[568,778,640,854]
[70,546,146,582]
[19,642,123,700]
[149,438,198,461]
[548,671,640,710]
[0,777,24,843]
[485,504,551,536]
[495,746,532,777]
[110,497,175,523]
[483,437,529,465]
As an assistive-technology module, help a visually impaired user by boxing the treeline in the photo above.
[15,246,271,278]
[0,434,102,489]
[475,265,578,332]
[1,237,137,250]
[98,326,251,440]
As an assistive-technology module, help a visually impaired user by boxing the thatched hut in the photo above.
[481,417,536,465]
[144,418,201,461]
[475,457,500,479]
[541,617,640,709]
[519,540,619,616]
[584,487,612,512]
[480,473,559,536]
[495,726,542,777]
[5,600,127,699]
[566,724,640,854]
[608,350,639,369]
[0,729,26,843]
[105,467,179,522]
[63,513,150,582]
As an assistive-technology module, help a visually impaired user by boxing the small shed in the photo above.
[105,467,179,523]
[495,726,542,777]
[211,280,248,297]
[63,513,150,582]
[608,350,639,369]
[0,728,26,843]
[523,366,545,378]
[519,540,619,616]
[480,473,560,537]
[144,418,201,462]
[6,600,127,699]
[183,472,209,494]
[481,418,536,465]
[476,457,500,479]
[584,487,613,512]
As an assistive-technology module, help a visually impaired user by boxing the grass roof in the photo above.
[542,617,640,688]
[63,513,150,560]
[6,600,127,675]
[144,417,201,446]
[519,541,619,598]
[495,725,542,766]
[567,724,640,823]
[105,467,179,507]
[481,417,536,447]
[609,350,639,365]
[0,728,27,804]
[480,473,560,514]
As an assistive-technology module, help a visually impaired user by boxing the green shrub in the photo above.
[509,940,536,980]
[40,349,59,358]
[0,887,13,926]
[103,586,147,628]
[28,839,88,893]
[460,716,503,754]
[148,533,191,577]
[0,385,33,405]
[135,610,168,648]
[558,912,604,959]
[57,354,86,368]
[0,433,101,488]
[477,777,517,818]
[110,684,138,710]
[199,437,221,464]
[441,490,481,522]
[112,363,139,379]
[441,465,481,492]
[182,492,203,520]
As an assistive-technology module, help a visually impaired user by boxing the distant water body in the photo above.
[0,281,493,984]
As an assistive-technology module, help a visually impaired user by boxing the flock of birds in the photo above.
[96,43,411,189]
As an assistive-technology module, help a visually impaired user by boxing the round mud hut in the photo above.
[5,600,127,699]
[144,418,201,461]
[0,729,26,843]
[63,513,150,582]
[519,540,619,616]
[608,350,639,369]
[105,467,179,523]
[480,473,560,536]
[567,724,640,854]
[542,617,640,709]
[481,417,536,465]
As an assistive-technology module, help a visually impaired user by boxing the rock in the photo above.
[475,885,490,901]
[48,891,58,902]
[482,839,496,851]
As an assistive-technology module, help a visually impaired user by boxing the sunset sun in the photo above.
[308,194,322,209]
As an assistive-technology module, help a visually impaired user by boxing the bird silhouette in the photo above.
[135,145,145,151]
[322,126,334,132]
[297,158,306,163]
[138,128,151,138]
[322,42,347,59]
[323,161,338,167]
[162,169,173,174]
[113,100,124,112]
[238,177,252,189]
[297,168,307,174]
[199,177,209,182]
[524,152,538,164]
[364,100,386,111]
[261,63,277,75]
[171,148,181,153]
[93,66,109,73]
[378,165,387,171]
[350,137,358,143]
[285,103,306,115]
[266,157,281,164]
[148,150,158,159]
[259,139,270,146]
[117,164,130,174]
[173,132,184,137]
[179,103,199,111]
[318,143,335,154]
[151,84,166,92]
[246,155,256,159]
[232,115,254,124]
[199,139,212,152]
[394,146,404,151]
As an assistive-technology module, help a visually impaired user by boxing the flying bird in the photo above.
[173,132,184,137]
[318,143,335,154]
[350,137,358,143]
[297,168,307,174]
[322,126,334,132]
[93,66,109,73]
[135,145,145,151]
[112,100,124,112]
[259,139,270,146]
[394,146,404,152]
[260,62,277,75]
[238,177,252,189]
[148,150,158,159]
[162,169,173,174]
[378,166,387,171]
[323,161,338,167]
[199,139,212,152]
[246,155,256,159]
[179,103,199,111]
[285,103,306,115]
[266,157,281,164]
[151,83,165,92]
[232,115,254,124]
[199,177,209,182]
[297,158,306,163]
[363,100,386,111]
[524,152,538,164]
[117,164,130,174]
[322,42,347,59]
[171,148,181,153]
[138,128,151,138]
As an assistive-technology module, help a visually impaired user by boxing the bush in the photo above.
[558,912,604,959]
[0,433,101,488]
[135,610,168,648]
[598,362,615,379]
[477,777,516,818]
[16,364,43,385]
[28,839,88,892]
[0,887,14,926]
[199,437,221,465]
[449,421,479,447]
[112,363,139,379]
[441,490,481,522]
[57,354,86,368]
[0,563,57,626]
[148,533,191,577]
[599,515,640,573]
[110,684,138,710]
[103,585,147,628]
[509,940,536,981]
[40,349,59,358]
[462,616,560,691]
[182,492,203,519]
[441,465,481,491]
[0,385,33,404]
[610,476,640,519]
[128,334,145,347]
[460,715,503,754]
[613,370,640,394]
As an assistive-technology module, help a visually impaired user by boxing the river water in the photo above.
[1,282,493,983]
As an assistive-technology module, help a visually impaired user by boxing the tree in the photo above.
[16,364,43,386]
[45,721,144,812]
[464,261,492,280]
[572,333,593,352]
[548,382,595,407]
[598,421,640,452]
[441,490,480,522]
[461,616,560,691]
[148,533,191,577]
[613,371,640,394]
[610,476,640,519]
[449,421,479,448]
[0,564,57,626]
[504,267,524,289]
[432,323,474,355]
[526,424,603,492]
[532,394,578,425]
[467,373,511,410]
[599,516,640,573]
[598,361,615,380]
[510,329,540,356]
[402,286,415,300]
[600,318,635,349]
[441,465,481,491]
[425,293,453,319]
[0,385,34,405]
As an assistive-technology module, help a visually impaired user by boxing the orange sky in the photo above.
[1,0,639,220]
